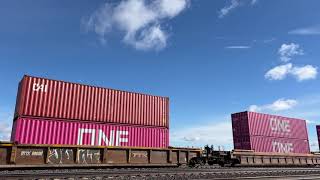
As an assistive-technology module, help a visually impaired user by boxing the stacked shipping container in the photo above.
[232,111,310,154]
[11,75,169,148]
[12,117,169,147]
[316,125,320,151]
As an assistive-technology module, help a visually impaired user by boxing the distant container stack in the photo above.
[11,75,169,148]
[232,111,310,154]
[316,125,320,151]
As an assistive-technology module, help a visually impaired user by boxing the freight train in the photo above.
[1,142,320,168]
[0,75,319,169]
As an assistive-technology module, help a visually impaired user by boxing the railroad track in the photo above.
[2,167,320,179]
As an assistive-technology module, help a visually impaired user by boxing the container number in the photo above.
[33,83,48,92]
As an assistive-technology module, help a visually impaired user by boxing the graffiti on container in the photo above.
[131,152,148,158]
[272,141,293,153]
[48,149,73,164]
[270,118,291,133]
[77,128,128,146]
[20,150,43,157]
[78,149,101,164]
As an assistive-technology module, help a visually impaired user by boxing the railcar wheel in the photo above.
[188,158,197,167]
[199,159,205,166]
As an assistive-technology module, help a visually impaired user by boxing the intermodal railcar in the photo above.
[189,145,320,167]
[0,142,201,169]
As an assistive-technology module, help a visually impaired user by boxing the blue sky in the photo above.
[1,0,320,150]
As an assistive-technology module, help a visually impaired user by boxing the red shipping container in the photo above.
[234,136,310,154]
[232,111,308,140]
[14,75,169,128]
[11,117,169,148]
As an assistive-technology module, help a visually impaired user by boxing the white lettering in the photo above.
[21,151,31,156]
[77,128,83,145]
[98,130,115,146]
[78,128,129,146]
[116,131,129,146]
[77,128,95,145]
[110,130,115,146]
[272,141,293,153]
[31,151,43,156]
[270,118,291,133]
[32,83,47,92]
[21,150,43,156]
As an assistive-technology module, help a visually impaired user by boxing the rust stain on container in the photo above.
[15,75,169,128]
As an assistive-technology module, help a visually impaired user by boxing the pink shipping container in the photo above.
[234,136,310,154]
[11,117,169,148]
[317,125,320,150]
[14,75,169,128]
[232,111,308,140]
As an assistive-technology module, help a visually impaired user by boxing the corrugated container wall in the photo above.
[235,136,310,154]
[232,111,308,140]
[14,75,169,128]
[12,117,169,148]
[317,125,320,151]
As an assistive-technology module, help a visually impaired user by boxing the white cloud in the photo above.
[251,0,258,5]
[291,65,318,81]
[279,94,320,121]
[225,45,251,49]
[218,0,258,18]
[265,63,318,81]
[278,43,304,62]
[0,107,13,141]
[156,0,189,18]
[265,63,293,80]
[170,121,233,150]
[218,0,240,18]
[125,25,168,50]
[267,99,298,111]
[0,122,11,141]
[289,25,320,35]
[265,43,317,82]
[249,98,298,112]
[85,3,113,44]
[248,105,259,112]
[263,38,276,43]
[84,0,189,51]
